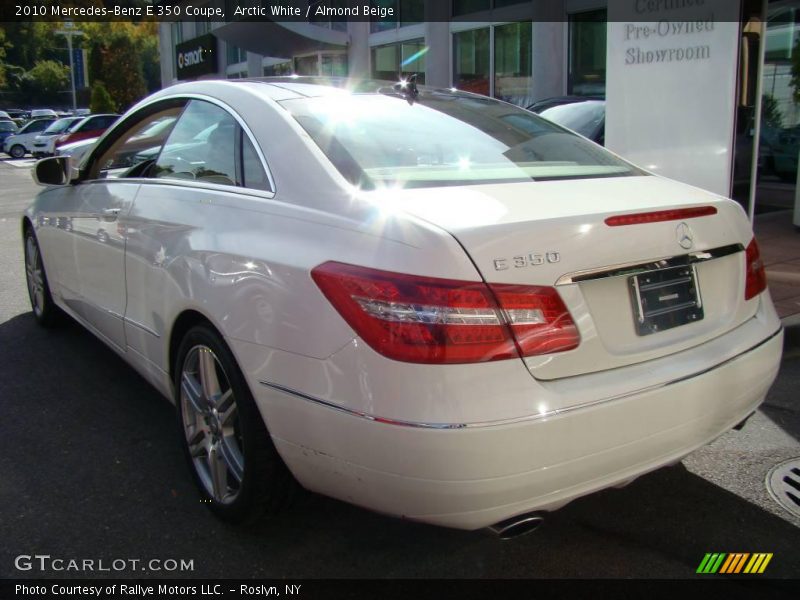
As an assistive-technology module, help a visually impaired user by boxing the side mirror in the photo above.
[33,156,74,186]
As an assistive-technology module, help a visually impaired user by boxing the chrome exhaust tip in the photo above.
[488,512,544,540]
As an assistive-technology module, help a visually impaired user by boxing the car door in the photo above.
[56,103,183,350]
[124,99,273,368]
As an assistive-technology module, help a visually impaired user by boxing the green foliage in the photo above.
[84,22,154,111]
[20,60,70,104]
[0,19,159,109]
[761,94,783,129]
[90,80,117,114]
[0,28,7,88]
[792,38,800,105]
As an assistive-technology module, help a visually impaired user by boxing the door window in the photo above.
[155,100,238,186]
[155,99,272,192]
[88,104,184,178]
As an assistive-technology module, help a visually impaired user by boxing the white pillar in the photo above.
[348,21,370,78]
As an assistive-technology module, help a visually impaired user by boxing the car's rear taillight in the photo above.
[744,237,767,301]
[55,134,69,147]
[311,262,579,364]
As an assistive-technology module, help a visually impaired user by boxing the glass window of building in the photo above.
[263,60,293,77]
[171,22,183,45]
[321,54,348,77]
[568,10,607,96]
[453,28,490,96]
[310,0,349,31]
[195,16,211,36]
[370,0,397,32]
[494,22,532,106]
[370,0,424,32]
[400,0,424,26]
[294,54,320,76]
[372,44,398,80]
[452,0,490,16]
[227,44,246,66]
[371,40,426,82]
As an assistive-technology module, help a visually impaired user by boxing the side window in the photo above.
[241,134,271,192]
[96,116,118,129]
[155,100,237,186]
[89,105,184,179]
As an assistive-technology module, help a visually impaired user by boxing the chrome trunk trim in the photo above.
[555,243,744,286]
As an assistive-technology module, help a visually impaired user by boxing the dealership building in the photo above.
[158,0,800,318]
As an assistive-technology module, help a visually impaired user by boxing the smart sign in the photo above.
[175,33,217,80]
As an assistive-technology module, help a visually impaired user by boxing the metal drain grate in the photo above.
[766,459,800,519]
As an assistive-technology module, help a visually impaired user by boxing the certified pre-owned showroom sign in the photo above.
[175,33,217,80]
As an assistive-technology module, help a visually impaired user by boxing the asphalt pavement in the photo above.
[1,158,799,580]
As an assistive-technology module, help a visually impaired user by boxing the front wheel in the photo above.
[9,144,26,159]
[24,229,61,327]
[174,325,295,523]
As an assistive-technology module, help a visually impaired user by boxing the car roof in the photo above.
[148,76,488,105]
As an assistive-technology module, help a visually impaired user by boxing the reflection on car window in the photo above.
[282,93,635,190]
[95,107,182,177]
[155,100,238,186]
[539,101,605,139]
[242,135,271,192]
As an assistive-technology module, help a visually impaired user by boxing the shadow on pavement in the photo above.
[0,311,798,581]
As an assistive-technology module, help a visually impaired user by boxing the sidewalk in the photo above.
[754,209,800,322]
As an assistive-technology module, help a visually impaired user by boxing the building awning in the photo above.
[212,21,349,59]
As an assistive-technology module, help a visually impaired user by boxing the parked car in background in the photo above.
[24,78,782,534]
[529,97,606,145]
[0,120,19,149]
[53,114,119,152]
[0,110,11,121]
[30,109,58,119]
[527,95,605,114]
[2,118,57,158]
[4,108,29,123]
[31,117,84,158]
[54,136,98,165]
[74,108,91,116]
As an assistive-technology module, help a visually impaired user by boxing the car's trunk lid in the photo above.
[366,175,757,380]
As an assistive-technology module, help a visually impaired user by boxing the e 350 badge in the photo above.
[493,252,561,271]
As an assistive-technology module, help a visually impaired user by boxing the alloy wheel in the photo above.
[10,145,25,158]
[180,345,245,505]
[25,235,45,317]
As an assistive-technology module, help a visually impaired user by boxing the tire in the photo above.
[23,228,62,327]
[174,324,295,523]
[9,144,26,159]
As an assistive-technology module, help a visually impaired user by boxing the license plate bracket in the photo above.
[629,265,704,336]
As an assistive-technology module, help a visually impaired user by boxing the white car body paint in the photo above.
[24,79,783,530]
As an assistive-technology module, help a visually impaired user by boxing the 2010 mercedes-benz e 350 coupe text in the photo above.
[24,78,783,533]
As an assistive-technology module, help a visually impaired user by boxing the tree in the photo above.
[90,80,117,113]
[20,60,69,104]
[0,28,8,88]
[761,94,784,129]
[85,22,148,112]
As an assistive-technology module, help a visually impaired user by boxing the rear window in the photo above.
[280,92,639,189]
[43,118,78,135]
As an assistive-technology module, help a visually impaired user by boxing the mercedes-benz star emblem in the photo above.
[676,222,694,250]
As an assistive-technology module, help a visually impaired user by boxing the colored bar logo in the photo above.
[697,553,773,574]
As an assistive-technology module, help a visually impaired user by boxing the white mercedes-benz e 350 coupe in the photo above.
[24,78,783,535]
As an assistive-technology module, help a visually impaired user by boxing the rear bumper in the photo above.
[254,327,782,530]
